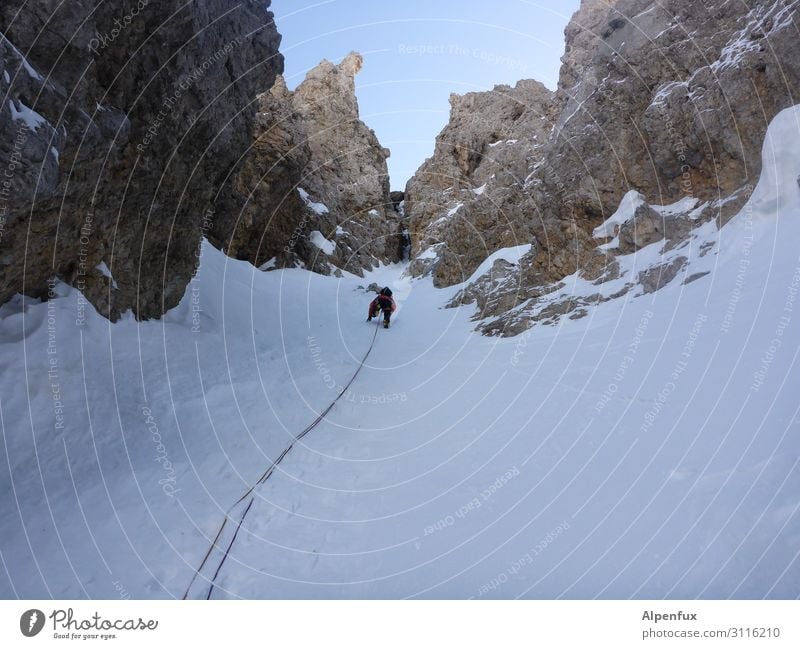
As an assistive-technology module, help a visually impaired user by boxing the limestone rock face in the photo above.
[0,1,283,319]
[406,0,800,334]
[404,79,555,287]
[616,204,693,254]
[543,0,800,225]
[218,52,401,276]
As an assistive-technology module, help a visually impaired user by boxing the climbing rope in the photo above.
[182,323,381,600]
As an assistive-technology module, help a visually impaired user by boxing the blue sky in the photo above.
[270,0,580,189]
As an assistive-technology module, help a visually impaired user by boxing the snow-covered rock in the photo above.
[219,53,403,277]
[404,78,554,287]
[404,0,800,332]
[458,104,800,335]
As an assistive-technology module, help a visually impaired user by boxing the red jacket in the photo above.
[369,295,396,316]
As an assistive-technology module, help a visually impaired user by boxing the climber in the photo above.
[367,287,396,329]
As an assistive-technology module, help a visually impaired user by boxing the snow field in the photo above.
[0,107,798,599]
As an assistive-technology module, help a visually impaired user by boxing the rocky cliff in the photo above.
[404,79,555,287]
[215,52,402,276]
[405,0,800,334]
[0,1,283,320]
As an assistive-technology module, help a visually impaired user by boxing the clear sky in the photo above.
[270,0,580,190]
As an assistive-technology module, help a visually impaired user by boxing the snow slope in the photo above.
[1,107,799,599]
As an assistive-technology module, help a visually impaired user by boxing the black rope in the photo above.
[206,498,254,600]
[183,323,381,599]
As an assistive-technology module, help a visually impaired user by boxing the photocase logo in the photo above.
[20,609,45,637]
